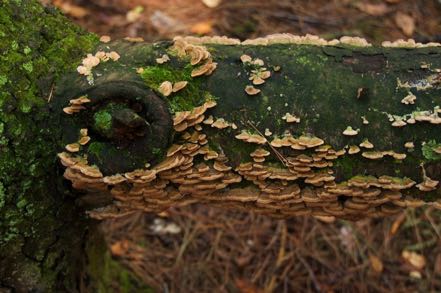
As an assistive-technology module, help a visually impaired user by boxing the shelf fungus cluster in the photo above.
[241,54,272,96]
[172,38,217,77]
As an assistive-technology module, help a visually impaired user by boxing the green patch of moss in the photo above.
[139,64,209,112]
[422,140,441,161]
[94,110,113,135]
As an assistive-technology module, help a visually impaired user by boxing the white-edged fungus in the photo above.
[158,81,173,97]
[245,85,261,96]
[156,54,170,64]
[342,126,359,136]
[282,113,300,123]
[401,92,416,105]
[172,81,188,93]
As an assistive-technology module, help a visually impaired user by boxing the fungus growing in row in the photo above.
[245,85,261,96]
[342,126,359,136]
[80,128,88,137]
[158,81,173,96]
[235,130,267,144]
[66,143,80,153]
[404,142,415,150]
[211,118,230,129]
[249,69,271,85]
[361,116,369,125]
[172,81,188,93]
[282,113,300,123]
[401,92,416,105]
[359,139,374,149]
[362,151,384,160]
[69,96,91,105]
[391,119,407,127]
[240,54,252,63]
[79,136,91,146]
[156,54,170,64]
[348,145,361,154]
[100,35,111,43]
[191,62,218,77]
[203,115,214,125]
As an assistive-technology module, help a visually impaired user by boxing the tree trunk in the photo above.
[1,0,441,290]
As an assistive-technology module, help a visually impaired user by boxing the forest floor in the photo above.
[46,0,441,291]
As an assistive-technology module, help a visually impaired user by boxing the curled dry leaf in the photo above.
[402,250,426,270]
[389,212,406,235]
[395,12,415,36]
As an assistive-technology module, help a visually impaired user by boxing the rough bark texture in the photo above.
[1,0,441,290]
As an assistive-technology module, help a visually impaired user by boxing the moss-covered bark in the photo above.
[0,0,101,290]
[54,37,441,222]
[1,0,441,290]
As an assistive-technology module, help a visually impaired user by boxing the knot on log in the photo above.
[55,80,173,175]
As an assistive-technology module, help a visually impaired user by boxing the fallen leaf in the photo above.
[355,3,389,16]
[402,250,426,269]
[390,213,406,235]
[53,0,88,18]
[202,0,222,8]
[369,254,384,273]
[395,12,415,36]
[385,0,401,3]
[235,279,264,293]
[110,240,130,257]
[190,21,213,35]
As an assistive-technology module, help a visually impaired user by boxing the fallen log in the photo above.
[1,0,441,290]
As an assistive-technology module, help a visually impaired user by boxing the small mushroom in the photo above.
[342,126,359,136]
[172,81,188,93]
[401,92,416,105]
[66,143,80,152]
[156,54,170,64]
[158,81,173,97]
[282,113,300,123]
[245,85,261,96]
[78,136,91,145]
[348,145,361,154]
[240,54,252,63]
[359,139,374,149]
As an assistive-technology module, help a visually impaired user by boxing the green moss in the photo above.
[94,111,113,134]
[422,140,441,161]
[0,0,99,289]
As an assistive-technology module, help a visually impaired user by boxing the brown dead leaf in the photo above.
[235,279,264,293]
[110,240,130,257]
[402,250,426,270]
[395,12,415,36]
[53,0,88,18]
[355,2,389,16]
[369,254,384,273]
[385,0,401,3]
[390,213,406,236]
[190,21,213,35]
